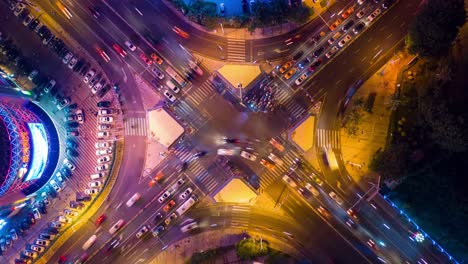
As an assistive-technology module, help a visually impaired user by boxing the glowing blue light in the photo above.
[24,123,49,181]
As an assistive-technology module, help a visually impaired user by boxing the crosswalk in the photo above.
[194,170,219,194]
[185,80,216,106]
[227,39,246,62]
[172,100,209,128]
[124,117,147,136]
[283,98,308,123]
[173,144,193,162]
[258,149,303,190]
[316,129,341,149]
[275,88,290,104]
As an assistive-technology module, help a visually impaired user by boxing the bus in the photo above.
[176,195,198,216]
[126,192,141,207]
[165,66,187,87]
[82,235,97,250]
[322,147,339,171]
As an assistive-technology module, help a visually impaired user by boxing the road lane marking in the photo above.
[386,33,393,39]
[354,48,361,54]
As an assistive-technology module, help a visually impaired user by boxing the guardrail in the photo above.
[36,141,124,264]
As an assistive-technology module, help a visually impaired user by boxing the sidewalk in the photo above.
[161,0,336,40]
[339,51,413,183]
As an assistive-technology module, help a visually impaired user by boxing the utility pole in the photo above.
[348,175,381,212]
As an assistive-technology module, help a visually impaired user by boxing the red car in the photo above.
[163,200,175,212]
[95,214,106,225]
[97,47,111,62]
[140,53,152,65]
[148,171,164,187]
[172,26,190,39]
[308,59,323,72]
[112,44,127,58]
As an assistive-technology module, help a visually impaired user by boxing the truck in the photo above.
[165,66,187,87]
[175,195,198,216]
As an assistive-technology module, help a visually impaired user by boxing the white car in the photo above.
[50,221,64,229]
[109,219,125,234]
[125,41,137,51]
[97,156,111,163]
[89,181,102,187]
[13,4,25,16]
[367,8,381,22]
[96,148,112,155]
[64,209,79,217]
[294,73,308,86]
[338,35,352,47]
[325,46,339,59]
[50,179,62,192]
[43,79,56,93]
[58,215,72,224]
[356,9,366,19]
[35,239,50,247]
[163,90,176,102]
[158,190,173,203]
[329,191,344,205]
[97,131,110,138]
[83,69,96,83]
[305,183,320,197]
[217,148,239,156]
[180,222,198,233]
[32,208,41,219]
[188,60,203,76]
[85,188,99,195]
[75,109,84,123]
[23,14,34,26]
[99,116,114,123]
[95,142,110,148]
[62,52,74,64]
[151,68,165,79]
[28,70,38,81]
[23,251,37,259]
[136,225,150,238]
[98,109,112,115]
[240,151,257,161]
[68,57,78,69]
[63,158,76,171]
[92,81,103,94]
[282,175,297,188]
[95,164,109,172]
[180,187,193,199]
[98,124,111,130]
[268,153,284,166]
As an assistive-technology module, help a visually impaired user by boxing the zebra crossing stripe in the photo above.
[316,129,340,149]
[124,117,147,136]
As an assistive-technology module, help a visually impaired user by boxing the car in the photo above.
[57,97,71,110]
[62,52,73,64]
[317,206,330,218]
[97,48,111,62]
[353,22,366,34]
[83,69,96,83]
[29,19,40,30]
[304,183,320,197]
[180,222,198,233]
[152,225,165,237]
[28,70,38,81]
[13,4,25,17]
[148,171,164,187]
[308,59,323,72]
[172,26,190,39]
[67,57,78,69]
[367,239,379,250]
[88,6,101,18]
[22,251,37,259]
[43,79,56,93]
[32,208,41,219]
[105,238,120,252]
[312,46,325,58]
[50,180,62,192]
[10,229,18,241]
[88,74,101,88]
[279,61,293,73]
[325,46,339,59]
[163,90,176,102]
[341,5,355,19]
[328,191,344,205]
[158,190,171,203]
[50,221,63,228]
[92,79,105,94]
[85,188,99,195]
[342,20,355,32]
[240,151,257,161]
[346,218,357,228]
[98,124,111,131]
[151,68,165,79]
[358,0,365,4]
[282,175,297,188]
[367,8,381,22]
[89,181,102,188]
[97,101,111,108]
[310,173,324,186]
[163,200,175,212]
[96,148,112,155]
[260,159,275,170]
[35,239,50,247]
[284,67,297,80]
[63,158,76,171]
[217,148,239,156]
[188,60,203,76]
[136,225,150,238]
[97,131,110,138]
[95,214,106,225]
[109,219,125,234]
[180,187,193,199]
[97,84,112,98]
[356,8,367,19]
[95,142,110,148]
[347,208,358,219]
[57,215,71,224]
[268,153,284,166]
[338,35,352,47]
[164,212,177,225]
[95,164,109,172]
[329,18,343,31]
[176,178,185,186]
[139,53,152,65]
[23,14,34,26]
[75,109,84,123]
[99,116,114,123]
[298,57,311,69]
[112,44,127,57]
[124,41,136,51]
[64,209,78,217]
[294,73,308,86]
[150,53,164,65]
[98,109,112,115]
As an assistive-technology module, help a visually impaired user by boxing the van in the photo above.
[126,192,141,207]
[328,32,342,44]
[82,235,97,250]
[166,80,180,94]
[91,172,105,180]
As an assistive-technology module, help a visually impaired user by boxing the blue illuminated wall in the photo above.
[23,123,48,181]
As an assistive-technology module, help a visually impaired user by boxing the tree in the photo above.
[369,143,412,181]
[235,238,269,260]
[407,0,465,57]
[288,5,311,24]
